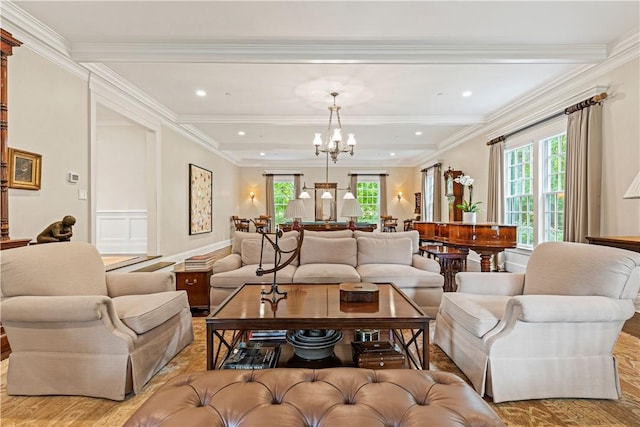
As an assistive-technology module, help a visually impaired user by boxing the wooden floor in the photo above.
[623,311,640,338]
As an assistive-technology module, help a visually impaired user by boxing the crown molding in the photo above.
[1,0,87,79]
[71,40,607,64]
[71,41,609,64]
[177,115,486,126]
[417,28,639,168]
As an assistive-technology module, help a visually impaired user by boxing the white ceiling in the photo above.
[8,1,640,167]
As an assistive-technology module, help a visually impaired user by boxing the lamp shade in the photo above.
[284,199,306,219]
[623,172,640,199]
[321,191,333,199]
[299,190,311,199]
[340,199,363,218]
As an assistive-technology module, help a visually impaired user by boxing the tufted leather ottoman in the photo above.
[124,368,504,427]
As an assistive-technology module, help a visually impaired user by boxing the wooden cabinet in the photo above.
[173,263,212,313]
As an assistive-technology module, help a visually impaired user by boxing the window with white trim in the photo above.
[356,177,380,223]
[504,119,567,249]
[273,178,294,227]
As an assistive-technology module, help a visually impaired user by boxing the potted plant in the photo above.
[454,175,481,223]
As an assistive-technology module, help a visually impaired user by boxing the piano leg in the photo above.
[476,251,497,272]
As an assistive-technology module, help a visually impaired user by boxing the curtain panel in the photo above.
[564,104,603,243]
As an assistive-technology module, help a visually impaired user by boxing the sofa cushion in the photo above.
[293,264,360,283]
[113,291,189,334]
[231,230,298,255]
[354,230,421,253]
[241,237,299,267]
[357,264,444,288]
[210,264,297,289]
[303,229,353,238]
[439,293,511,338]
[299,236,357,267]
[357,237,412,265]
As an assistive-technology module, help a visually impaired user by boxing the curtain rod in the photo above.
[348,173,389,177]
[420,162,442,173]
[487,92,608,146]
[262,173,304,176]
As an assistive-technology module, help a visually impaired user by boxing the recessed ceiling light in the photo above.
[436,92,444,96]
[195,89,207,97]
[390,152,396,156]
[415,131,422,136]
[259,152,265,156]
[462,91,473,97]
[238,131,245,136]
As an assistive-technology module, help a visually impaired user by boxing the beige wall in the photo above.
[159,125,239,255]
[8,48,90,242]
[237,166,417,225]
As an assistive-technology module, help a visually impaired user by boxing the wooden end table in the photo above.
[206,283,430,370]
[173,263,212,314]
[421,245,467,292]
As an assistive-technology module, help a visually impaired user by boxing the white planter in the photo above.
[462,212,477,224]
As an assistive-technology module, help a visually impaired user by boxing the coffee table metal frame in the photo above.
[206,283,430,370]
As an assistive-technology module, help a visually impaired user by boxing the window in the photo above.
[424,170,434,221]
[543,133,566,242]
[273,178,294,227]
[506,145,534,247]
[504,120,566,249]
[356,178,380,223]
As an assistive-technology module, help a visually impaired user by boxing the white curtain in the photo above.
[433,164,442,221]
[421,170,428,221]
[564,104,603,243]
[265,175,274,232]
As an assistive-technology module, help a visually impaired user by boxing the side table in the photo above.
[173,263,212,314]
[421,245,467,292]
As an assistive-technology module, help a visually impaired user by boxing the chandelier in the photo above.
[313,92,356,163]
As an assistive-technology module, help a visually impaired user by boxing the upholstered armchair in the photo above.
[434,242,640,403]
[0,242,194,400]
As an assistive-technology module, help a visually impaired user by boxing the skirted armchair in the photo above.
[434,241,640,403]
[0,242,194,400]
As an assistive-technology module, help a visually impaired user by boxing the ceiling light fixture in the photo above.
[313,92,356,163]
[462,90,473,97]
[238,131,245,136]
[195,90,207,97]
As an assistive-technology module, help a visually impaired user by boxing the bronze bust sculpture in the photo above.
[37,215,76,243]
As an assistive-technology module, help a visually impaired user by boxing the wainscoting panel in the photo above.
[96,210,147,254]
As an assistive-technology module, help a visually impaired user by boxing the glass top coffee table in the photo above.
[206,283,430,370]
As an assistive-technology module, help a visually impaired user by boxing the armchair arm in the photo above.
[1,295,136,350]
[456,272,525,295]
[412,254,441,273]
[2,295,112,322]
[106,272,174,297]
[508,295,635,323]
[212,254,242,274]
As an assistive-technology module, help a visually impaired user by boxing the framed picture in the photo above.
[189,163,212,235]
[8,148,42,190]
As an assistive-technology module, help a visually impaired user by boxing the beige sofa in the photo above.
[0,242,194,401]
[210,230,444,316]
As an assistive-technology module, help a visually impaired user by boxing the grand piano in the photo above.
[413,221,517,272]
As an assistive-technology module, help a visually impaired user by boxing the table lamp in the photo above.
[284,199,306,231]
[340,198,363,231]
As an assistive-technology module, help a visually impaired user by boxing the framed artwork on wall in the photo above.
[189,163,212,235]
[8,147,42,190]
